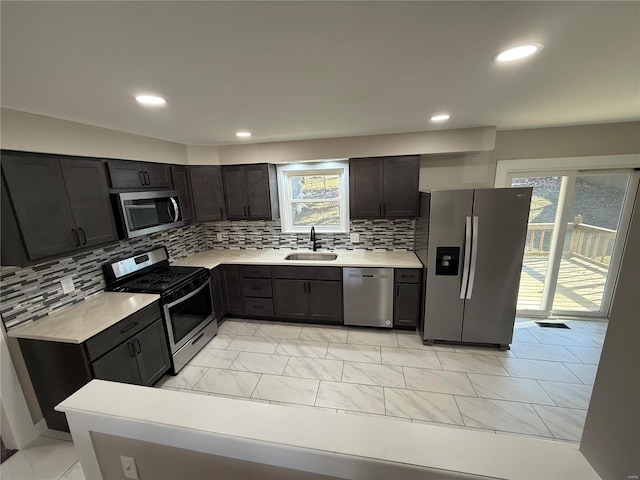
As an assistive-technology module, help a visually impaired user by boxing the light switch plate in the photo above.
[120,456,139,479]
[60,277,75,294]
[350,233,360,243]
[216,233,223,242]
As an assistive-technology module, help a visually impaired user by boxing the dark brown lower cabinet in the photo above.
[393,269,421,329]
[220,265,243,315]
[17,302,169,432]
[273,276,342,325]
[210,267,226,320]
[92,319,169,386]
[273,279,308,320]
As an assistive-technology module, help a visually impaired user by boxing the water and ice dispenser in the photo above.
[435,246,460,275]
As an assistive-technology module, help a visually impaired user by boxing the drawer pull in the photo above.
[120,322,138,334]
[191,332,205,345]
[401,274,415,278]
[251,286,263,290]
[254,305,265,310]
[250,270,260,274]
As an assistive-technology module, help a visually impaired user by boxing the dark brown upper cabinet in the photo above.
[189,166,225,222]
[349,155,420,219]
[221,164,279,220]
[1,152,118,266]
[170,165,194,225]
[107,160,172,190]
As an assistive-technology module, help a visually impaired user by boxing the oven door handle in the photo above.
[165,279,210,309]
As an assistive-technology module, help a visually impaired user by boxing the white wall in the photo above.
[1,108,188,163]
[419,152,496,191]
[186,145,220,165]
[492,122,640,161]
[216,127,496,165]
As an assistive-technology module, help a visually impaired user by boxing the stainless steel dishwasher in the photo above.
[343,268,394,328]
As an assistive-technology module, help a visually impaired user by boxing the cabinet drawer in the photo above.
[239,265,272,278]
[85,302,162,361]
[243,297,274,317]
[241,278,273,298]
[395,268,421,284]
[272,266,341,281]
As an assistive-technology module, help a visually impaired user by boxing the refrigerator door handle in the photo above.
[460,215,472,299]
[467,215,479,299]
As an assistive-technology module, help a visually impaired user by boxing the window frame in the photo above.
[277,160,350,234]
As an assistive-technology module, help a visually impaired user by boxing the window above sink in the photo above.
[277,161,349,234]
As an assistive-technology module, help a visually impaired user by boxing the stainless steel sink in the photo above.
[285,253,338,261]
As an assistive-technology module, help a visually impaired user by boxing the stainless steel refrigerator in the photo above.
[415,188,532,348]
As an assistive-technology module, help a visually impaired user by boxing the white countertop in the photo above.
[174,248,423,269]
[58,380,600,480]
[7,292,160,344]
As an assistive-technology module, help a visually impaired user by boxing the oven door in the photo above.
[163,279,215,353]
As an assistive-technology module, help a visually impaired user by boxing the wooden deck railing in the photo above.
[524,220,616,268]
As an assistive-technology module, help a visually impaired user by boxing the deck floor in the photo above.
[518,256,608,313]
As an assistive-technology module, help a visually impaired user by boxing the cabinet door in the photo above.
[349,158,383,218]
[394,283,420,328]
[144,163,173,189]
[245,164,272,219]
[60,158,118,248]
[222,166,247,219]
[211,267,226,320]
[221,265,243,315]
[171,166,194,225]
[1,154,77,260]
[308,281,343,324]
[92,341,141,384]
[273,279,308,320]
[382,156,419,217]
[133,319,171,386]
[107,160,145,188]
[190,166,225,222]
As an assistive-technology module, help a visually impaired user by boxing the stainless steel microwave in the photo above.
[116,190,184,238]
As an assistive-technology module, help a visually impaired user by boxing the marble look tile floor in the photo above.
[2,317,607,480]
[156,316,606,443]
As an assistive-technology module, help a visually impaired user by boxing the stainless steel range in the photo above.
[103,246,217,373]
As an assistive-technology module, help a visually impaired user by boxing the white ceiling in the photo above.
[1,1,638,146]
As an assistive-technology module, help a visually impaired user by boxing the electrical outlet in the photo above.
[350,233,360,243]
[60,277,75,294]
[120,456,139,479]
[216,233,223,242]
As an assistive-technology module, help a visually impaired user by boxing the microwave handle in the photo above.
[168,197,179,222]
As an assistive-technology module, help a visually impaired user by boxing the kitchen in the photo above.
[1,2,639,480]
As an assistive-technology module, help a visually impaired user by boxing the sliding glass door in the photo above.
[509,169,637,318]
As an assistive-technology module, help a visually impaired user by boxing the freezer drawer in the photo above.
[343,268,394,328]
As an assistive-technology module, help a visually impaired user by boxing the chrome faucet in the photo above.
[310,226,317,251]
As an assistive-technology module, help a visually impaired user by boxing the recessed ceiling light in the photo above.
[235,131,252,138]
[135,95,166,106]
[430,114,450,122]
[494,43,543,62]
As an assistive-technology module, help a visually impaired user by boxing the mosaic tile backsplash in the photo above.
[202,219,416,251]
[0,224,204,330]
[1,219,414,330]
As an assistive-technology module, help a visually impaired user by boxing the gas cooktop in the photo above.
[103,247,206,295]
